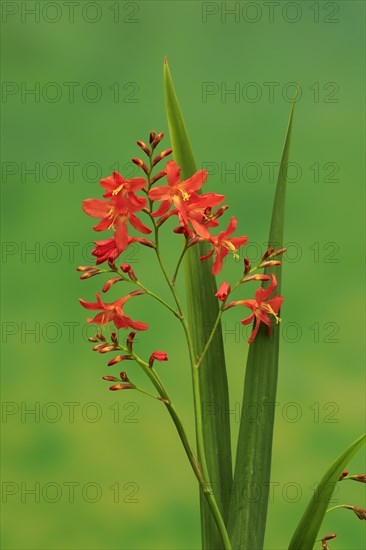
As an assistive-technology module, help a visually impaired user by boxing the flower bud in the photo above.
[99,345,118,354]
[149,351,168,367]
[109,383,134,391]
[243,274,271,283]
[261,247,274,261]
[120,371,129,381]
[259,260,282,268]
[132,157,149,175]
[107,355,132,366]
[151,132,164,149]
[244,258,251,275]
[111,332,119,345]
[126,331,136,353]
[272,247,287,257]
[102,376,118,381]
[137,140,151,157]
[151,169,167,184]
[152,148,173,167]
[120,264,137,282]
[102,276,124,293]
[215,282,230,302]
[149,131,156,144]
[339,470,348,480]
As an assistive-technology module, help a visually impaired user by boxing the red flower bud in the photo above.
[243,274,271,283]
[102,376,118,381]
[132,157,149,175]
[215,282,231,302]
[321,533,336,550]
[107,355,132,366]
[88,337,99,342]
[339,470,348,480]
[120,371,129,381]
[272,247,287,257]
[111,332,119,345]
[96,333,106,341]
[244,258,251,275]
[99,345,118,354]
[109,383,134,391]
[120,264,137,282]
[150,169,167,184]
[261,247,274,261]
[126,331,136,353]
[259,260,282,268]
[137,140,151,157]
[102,276,124,293]
[149,351,168,367]
[151,132,164,149]
[149,131,156,144]
[152,148,173,167]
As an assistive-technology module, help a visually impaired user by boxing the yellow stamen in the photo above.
[224,240,239,259]
[262,303,281,324]
[180,188,190,201]
[112,184,124,195]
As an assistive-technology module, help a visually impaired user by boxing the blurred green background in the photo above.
[1,1,365,549]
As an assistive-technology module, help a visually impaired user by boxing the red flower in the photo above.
[200,217,248,275]
[92,235,154,265]
[148,160,208,223]
[100,171,146,207]
[149,351,168,367]
[79,291,148,331]
[226,275,283,343]
[83,192,151,251]
[215,282,231,302]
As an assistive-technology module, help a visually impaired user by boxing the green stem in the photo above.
[144,154,232,549]
[172,241,189,284]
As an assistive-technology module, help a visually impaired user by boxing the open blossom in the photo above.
[200,216,248,275]
[149,160,208,223]
[99,171,146,206]
[225,275,284,343]
[83,192,151,251]
[79,291,148,330]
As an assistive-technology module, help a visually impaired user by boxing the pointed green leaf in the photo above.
[288,433,366,550]
[228,97,297,550]
[164,59,232,549]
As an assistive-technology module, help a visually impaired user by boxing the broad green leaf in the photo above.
[288,433,366,550]
[164,58,232,549]
[228,97,297,550]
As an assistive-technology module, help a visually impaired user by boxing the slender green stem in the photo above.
[326,504,352,513]
[172,241,189,284]
[141,153,232,549]
[135,280,181,319]
[196,308,224,369]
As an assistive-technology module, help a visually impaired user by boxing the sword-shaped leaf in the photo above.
[288,433,366,550]
[228,96,297,549]
[164,58,233,549]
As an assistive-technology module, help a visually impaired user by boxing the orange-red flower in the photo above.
[83,192,151,251]
[200,216,248,275]
[79,291,148,331]
[92,235,154,265]
[225,275,283,343]
[149,160,208,223]
[100,171,146,207]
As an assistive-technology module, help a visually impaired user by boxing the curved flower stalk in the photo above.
[77,128,287,549]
